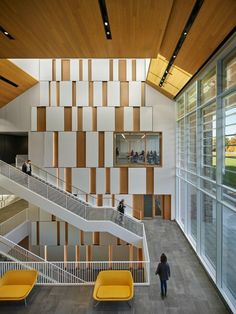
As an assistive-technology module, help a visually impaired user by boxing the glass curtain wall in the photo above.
[176,44,236,312]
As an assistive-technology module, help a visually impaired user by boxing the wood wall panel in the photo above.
[77,108,83,131]
[56,82,60,106]
[61,59,70,81]
[99,132,104,167]
[133,195,144,220]
[109,59,113,81]
[146,168,154,194]
[106,168,110,194]
[52,59,56,81]
[93,232,100,245]
[90,168,96,194]
[65,168,72,193]
[88,60,92,81]
[76,132,86,167]
[102,82,107,106]
[163,195,171,220]
[79,60,83,80]
[53,131,58,167]
[120,82,129,107]
[37,107,46,131]
[119,60,126,81]
[80,230,84,245]
[141,82,145,106]
[72,82,76,106]
[92,108,97,131]
[120,168,128,194]
[64,107,72,131]
[97,194,103,206]
[89,82,93,106]
[133,107,140,131]
[115,107,124,131]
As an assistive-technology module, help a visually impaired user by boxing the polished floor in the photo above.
[0,218,230,314]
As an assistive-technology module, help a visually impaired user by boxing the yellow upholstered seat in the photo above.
[93,270,134,303]
[0,270,38,305]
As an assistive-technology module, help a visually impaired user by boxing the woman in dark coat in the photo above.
[155,253,171,298]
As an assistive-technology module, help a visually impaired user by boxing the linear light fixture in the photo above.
[98,0,112,39]
[0,75,18,87]
[0,25,14,40]
[159,0,204,87]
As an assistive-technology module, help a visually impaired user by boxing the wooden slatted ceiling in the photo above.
[174,0,236,74]
[0,59,38,108]
[0,0,173,58]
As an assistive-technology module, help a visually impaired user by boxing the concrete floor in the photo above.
[0,199,28,223]
[0,218,230,314]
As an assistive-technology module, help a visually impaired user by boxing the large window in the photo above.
[201,193,216,270]
[187,184,197,242]
[186,85,196,113]
[187,113,197,173]
[223,206,236,308]
[223,52,236,90]
[201,103,216,181]
[114,132,162,166]
[200,69,216,104]
[223,92,236,189]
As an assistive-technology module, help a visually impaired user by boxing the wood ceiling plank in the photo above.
[0,59,38,107]
[0,0,173,58]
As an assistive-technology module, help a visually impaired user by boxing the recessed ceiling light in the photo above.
[104,22,108,26]
[106,31,110,35]
[0,26,14,39]
[99,0,112,40]
[165,70,168,74]
[4,31,8,35]
[173,55,176,58]
[184,32,187,36]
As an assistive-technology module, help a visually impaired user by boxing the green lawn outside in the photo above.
[212,154,236,188]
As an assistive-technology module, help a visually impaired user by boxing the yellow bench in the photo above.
[0,270,38,306]
[93,270,134,307]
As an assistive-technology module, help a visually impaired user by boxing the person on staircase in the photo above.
[117,199,126,225]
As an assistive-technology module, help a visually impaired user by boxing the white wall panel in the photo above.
[105,132,113,167]
[93,82,103,107]
[97,107,115,131]
[76,81,89,106]
[136,59,146,81]
[40,222,57,245]
[145,59,151,77]
[107,82,120,106]
[68,225,80,245]
[103,195,112,207]
[58,168,65,190]
[96,168,106,194]
[86,132,98,167]
[70,59,79,81]
[44,168,58,186]
[39,81,49,106]
[46,107,64,131]
[110,168,120,194]
[10,59,39,80]
[55,59,61,81]
[128,168,146,194]
[50,81,57,106]
[82,107,93,131]
[82,59,88,81]
[113,59,119,81]
[60,81,72,106]
[124,107,133,131]
[39,209,52,221]
[31,107,37,131]
[140,107,153,131]
[44,132,54,167]
[58,132,76,167]
[39,59,52,81]
[92,59,109,81]
[72,107,77,131]
[72,168,90,194]
[129,81,141,107]
[126,59,132,81]
[29,132,44,167]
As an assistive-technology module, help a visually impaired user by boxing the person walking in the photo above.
[117,199,125,225]
[155,253,171,298]
[22,160,32,176]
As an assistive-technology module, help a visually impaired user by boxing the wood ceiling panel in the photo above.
[0,60,38,108]
[174,0,236,74]
[160,0,195,60]
[0,0,173,58]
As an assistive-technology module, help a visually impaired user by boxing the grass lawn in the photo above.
[212,154,236,188]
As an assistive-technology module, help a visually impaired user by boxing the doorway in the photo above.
[154,195,171,220]
[144,195,153,218]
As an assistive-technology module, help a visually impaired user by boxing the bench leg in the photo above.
[93,301,100,308]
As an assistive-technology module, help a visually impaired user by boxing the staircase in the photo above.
[0,160,143,246]
[0,235,85,284]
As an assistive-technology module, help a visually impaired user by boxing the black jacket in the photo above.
[155,262,170,280]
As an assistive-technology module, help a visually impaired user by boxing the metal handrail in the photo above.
[0,160,143,237]
[15,155,137,216]
[0,235,85,283]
